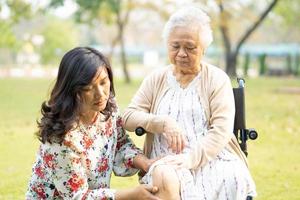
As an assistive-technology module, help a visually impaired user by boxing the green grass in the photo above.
[0,76,299,199]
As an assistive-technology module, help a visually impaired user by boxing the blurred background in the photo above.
[0,0,299,199]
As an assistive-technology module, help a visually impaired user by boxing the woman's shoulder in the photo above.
[201,61,231,87]
[38,140,75,158]
[141,65,171,88]
[146,65,171,80]
[34,128,87,164]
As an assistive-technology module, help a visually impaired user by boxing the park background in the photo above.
[0,0,299,199]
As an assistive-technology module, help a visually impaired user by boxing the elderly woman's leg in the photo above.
[152,165,180,200]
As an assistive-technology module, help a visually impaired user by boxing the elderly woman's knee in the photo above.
[152,165,180,200]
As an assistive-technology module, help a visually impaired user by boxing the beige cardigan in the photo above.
[122,62,248,169]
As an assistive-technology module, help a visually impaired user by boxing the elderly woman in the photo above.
[26,47,161,200]
[123,7,256,200]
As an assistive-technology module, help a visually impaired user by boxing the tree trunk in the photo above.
[119,27,130,83]
[226,52,237,77]
[107,36,119,62]
[116,8,130,83]
[218,0,279,77]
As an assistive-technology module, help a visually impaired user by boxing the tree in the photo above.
[50,0,134,83]
[0,0,32,49]
[215,0,279,76]
[0,0,32,23]
[39,17,79,65]
[0,21,19,49]
[274,0,300,26]
[105,0,133,83]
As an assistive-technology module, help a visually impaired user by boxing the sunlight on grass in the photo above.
[0,76,299,199]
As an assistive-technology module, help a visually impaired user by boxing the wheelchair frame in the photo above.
[233,78,258,157]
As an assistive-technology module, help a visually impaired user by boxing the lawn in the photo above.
[0,76,299,199]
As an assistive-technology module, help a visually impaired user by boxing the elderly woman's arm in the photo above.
[123,70,186,153]
[122,73,165,134]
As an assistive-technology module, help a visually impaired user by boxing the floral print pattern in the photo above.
[26,110,142,199]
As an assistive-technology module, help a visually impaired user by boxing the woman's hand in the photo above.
[133,154,163,173]
[132,185,161,200]
[116,185,161,200]
[162,117,187,153]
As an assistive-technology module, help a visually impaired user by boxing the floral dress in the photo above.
[142,70,257,199]
[26,110,142,200]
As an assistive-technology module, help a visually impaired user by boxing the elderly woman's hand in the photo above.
[162,117,187,153]
[158,154,191,170]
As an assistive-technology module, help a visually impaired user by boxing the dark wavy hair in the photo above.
[37,47,116,144]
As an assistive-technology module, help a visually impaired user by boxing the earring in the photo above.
[76,94,81,101]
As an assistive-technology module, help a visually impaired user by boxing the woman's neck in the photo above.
[80,111,98,125]
[173,64,201,88]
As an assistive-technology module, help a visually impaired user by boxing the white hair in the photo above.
[162,6,213,50]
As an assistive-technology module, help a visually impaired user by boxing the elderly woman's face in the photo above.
[167,26,203,71]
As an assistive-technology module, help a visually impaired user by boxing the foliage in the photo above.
[274,0,300,26]
[38,18,79,65]
[0,0,32,23]
[49,0,113,25]
[1,0,79,65]
[72,0,133,83]
[0,0,32,50]
[214,0,279,76]
[49,0,133,82]
[0,21,19,49]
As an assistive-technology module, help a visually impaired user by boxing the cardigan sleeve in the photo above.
[187,69,236,169]
[122,70,167,134]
